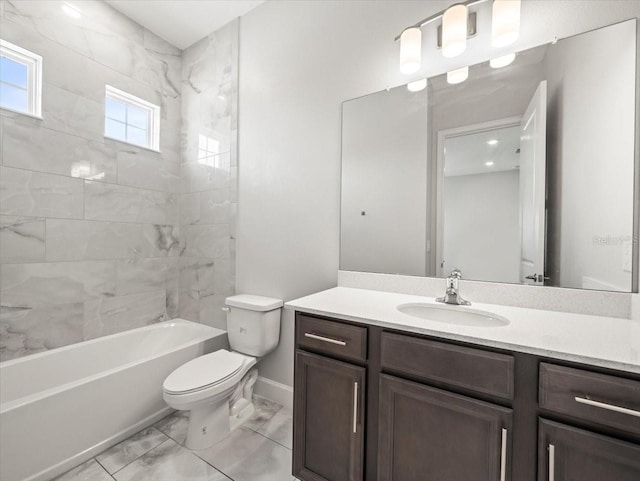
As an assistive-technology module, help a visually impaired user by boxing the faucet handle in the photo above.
[450,269,462,279]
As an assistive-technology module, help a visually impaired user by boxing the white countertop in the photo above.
[285,287,640,374]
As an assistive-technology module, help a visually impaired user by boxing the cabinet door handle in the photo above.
[352,381,359,434]
[575,396,640,417]
[499,428,507,481]
[548,444,555,481]
[304,332,347,346]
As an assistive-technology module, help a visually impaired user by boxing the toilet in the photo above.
[162,294,283,449]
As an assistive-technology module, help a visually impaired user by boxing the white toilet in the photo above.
[163,294,283,449]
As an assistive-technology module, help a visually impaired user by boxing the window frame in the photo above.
[0,39,43,118]
[104,85,161,152]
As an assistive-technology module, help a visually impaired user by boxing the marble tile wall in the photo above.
[177,20,239,330]
[0,0,184,361]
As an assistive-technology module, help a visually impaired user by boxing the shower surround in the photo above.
[0,0,238,361]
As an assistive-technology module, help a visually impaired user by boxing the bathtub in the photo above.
[0,318,227,481]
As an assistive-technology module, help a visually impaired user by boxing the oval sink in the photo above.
[397,303,510,327]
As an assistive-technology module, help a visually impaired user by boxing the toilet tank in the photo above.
[225,294,283,357]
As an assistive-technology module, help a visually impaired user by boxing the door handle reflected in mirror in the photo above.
[525,274,550,282]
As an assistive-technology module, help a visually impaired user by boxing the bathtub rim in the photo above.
[0,318,227,414]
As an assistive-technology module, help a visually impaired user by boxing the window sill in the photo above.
[104,135,161,154]
[0,106,43,120]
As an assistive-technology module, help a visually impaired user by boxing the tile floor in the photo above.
[53,397,295,481]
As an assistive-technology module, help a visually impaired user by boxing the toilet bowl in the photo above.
[162,294,282,450]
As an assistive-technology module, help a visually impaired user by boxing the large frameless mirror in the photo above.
[340,19,638,292]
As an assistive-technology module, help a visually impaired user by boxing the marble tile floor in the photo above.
[53,396,295,481]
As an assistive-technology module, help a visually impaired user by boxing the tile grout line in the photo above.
[92,456,116,480]
[106,428,170,477]
[250,427,293,452]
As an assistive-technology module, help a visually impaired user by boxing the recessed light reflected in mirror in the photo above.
[487,139,499,145]
[447,66,468,84]
[490,53,516,68]
[407,78,427,92]
[62,2,82,18]
[485,161,495,167]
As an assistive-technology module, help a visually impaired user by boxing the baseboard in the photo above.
[254,376,293,409]
[25,407,173,481]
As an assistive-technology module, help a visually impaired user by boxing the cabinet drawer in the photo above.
[381,332,514,400]
[296,314,367,362]
[539,363,640,436]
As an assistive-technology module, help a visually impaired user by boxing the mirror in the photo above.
[340,19,637,292]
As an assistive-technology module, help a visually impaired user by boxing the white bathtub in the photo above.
[0,318,227,481]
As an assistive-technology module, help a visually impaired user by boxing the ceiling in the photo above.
[444,125,521,177]
[105,0,265,50]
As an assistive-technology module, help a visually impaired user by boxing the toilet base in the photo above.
[230,398,256,432]
[185,402,230,450]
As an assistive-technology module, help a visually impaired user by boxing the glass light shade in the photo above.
[407,78,427,92]
[490,53,516,68]
[447,66,469,84]
[442,4,468,58]
[400,27,422,74]
[492,0,521,48]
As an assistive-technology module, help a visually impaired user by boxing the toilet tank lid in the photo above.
[226,294,284,311]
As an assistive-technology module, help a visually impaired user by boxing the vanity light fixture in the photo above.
[485,161,495,166]
[407,78,427,92]
[487,139,499,145]
[492,0,521,48]
[395,0,523,76]
[447,66,469,84]
[61,2,82,18]
[490,52,516,68]
[400,27,422,74]
[442,4,468,58]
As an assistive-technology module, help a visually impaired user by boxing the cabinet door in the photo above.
[293,350,365,481]
[378,374,512,481]
[538,419,640,481]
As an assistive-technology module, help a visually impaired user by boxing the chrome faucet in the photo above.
[436,269,471,306]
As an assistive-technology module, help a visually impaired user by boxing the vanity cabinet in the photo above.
[292,312,640,481]
[378,374,512,481]
[293,315,367,481]
[538,419,640,481]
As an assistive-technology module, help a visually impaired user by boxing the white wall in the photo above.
[444,170,520,283]
[545,19,636,291]
[238,0,640,389]
[341,87,428,277]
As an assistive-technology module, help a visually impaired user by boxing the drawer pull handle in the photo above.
[304,333,347,346]
[353,381,359,434]
[575,396,640,418]
[548,444,555,481]
[499,428,507,481]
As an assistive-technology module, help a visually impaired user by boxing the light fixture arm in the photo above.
[394,0,490,41]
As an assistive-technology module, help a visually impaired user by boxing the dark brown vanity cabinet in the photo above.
[537,419,640,481]
[378,374,512,481]
[292,312,640,481]
[537,363,640,481]
[293,315,367,481]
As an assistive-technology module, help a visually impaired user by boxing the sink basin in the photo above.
[397,303,510,327]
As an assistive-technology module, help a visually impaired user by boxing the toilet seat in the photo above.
[163,350,246,395]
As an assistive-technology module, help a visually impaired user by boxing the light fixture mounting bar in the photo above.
[394,0,490,41]
[437,12,477,48]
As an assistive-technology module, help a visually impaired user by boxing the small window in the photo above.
[104,85,160,151]
[0,39,42,117]
[198,134,220,167]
